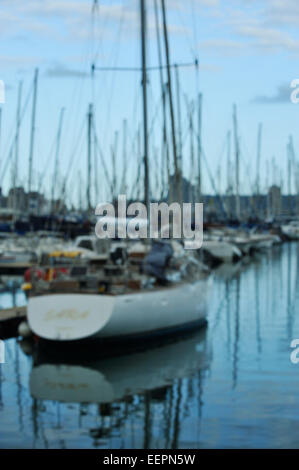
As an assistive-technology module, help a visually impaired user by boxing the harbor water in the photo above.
[0,242,299,449]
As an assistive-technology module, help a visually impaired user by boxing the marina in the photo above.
[0,0,299,453]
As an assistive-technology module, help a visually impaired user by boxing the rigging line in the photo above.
[128,128,142,201]
[101,2,126,153]
[93,62,197,72]
[237,139,261,217]
[38,136,58,192]
[0,82,34,185]
[174,1,196,59]
[59,9,96,160]
[238,136,257,194]
[58,116,86,198]
[93,121,113,197]
[201,145,228,218]
[56,125,86,213]
[65,116,86,176]
[148,89,164,139]
[93,0,113,65]
[59,129,86,207]
[191,0,199,60]
[0,81,32,166]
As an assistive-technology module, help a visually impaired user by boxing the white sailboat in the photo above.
[27,275,211,343]
[25,0,212,345]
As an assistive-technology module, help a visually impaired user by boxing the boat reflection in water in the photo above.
[30,329,210,406]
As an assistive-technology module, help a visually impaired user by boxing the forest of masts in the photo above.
[1,0,298,221]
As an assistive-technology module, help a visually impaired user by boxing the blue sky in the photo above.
[1,0,299,206]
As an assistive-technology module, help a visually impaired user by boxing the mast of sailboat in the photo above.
[28,68,38,198]
[87,103,93,211]
[161,0,181,205]
[197,92,203,201]
[287,135,293,216]
[232,104,240,221]
[226,130,231,193]
[154,0,169,200]
[188,99,195,203]
[51,107,65,213]
[12,81,23,228]
[140,0,150,213]
[175,64,183,173]
[256,123,262,196]
[14,81,22,190]
[111,131,118,202]
[120,119,127,194]
[226,130,232,217]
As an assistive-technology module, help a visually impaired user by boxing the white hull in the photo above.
[27,278,211,342]
[202,240,242,263]
[281,225,299,240]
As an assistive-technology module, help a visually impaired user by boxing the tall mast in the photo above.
[226,130,231,194]
[94,121,99,204]
[188,100,194,203]
[161,0,181,204]
[14,81,22,190]
[28,68,38,195]
[226,130,232,217]
[121,119,127,194]
[287,136,292,216]
[78,171,82,212]
[51,107,65,212]
[175,64,182,172]
[197,93,203,200]
[111,131,118,202]
[256,123,262,195]
[87,103,93,211]
[233,104,240,221]
[154,0,169,200]
[140,0,150,212]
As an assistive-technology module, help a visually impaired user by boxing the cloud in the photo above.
[236,24,299,52]
[261,0,299,27]
[199,39,245,55]
[45,64,89,78]
[252,83,292,104]
[202,1,299,55]
[0,55,44,67]
[0,0,193,43]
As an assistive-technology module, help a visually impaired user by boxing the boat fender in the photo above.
[21,282,32,291]
[18,321,32,339]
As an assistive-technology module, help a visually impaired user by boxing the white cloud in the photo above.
[198,0,299,55]
[252,83,292,103]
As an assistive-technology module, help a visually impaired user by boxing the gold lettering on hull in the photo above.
[45,308,90,321]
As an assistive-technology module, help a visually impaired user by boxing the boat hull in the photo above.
[27,278,211,343]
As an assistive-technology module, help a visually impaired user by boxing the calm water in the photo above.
[1,243,299,449]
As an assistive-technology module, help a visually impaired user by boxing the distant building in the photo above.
[0,187,7,208]
[8,187,27,212]
[268,185,281,218]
